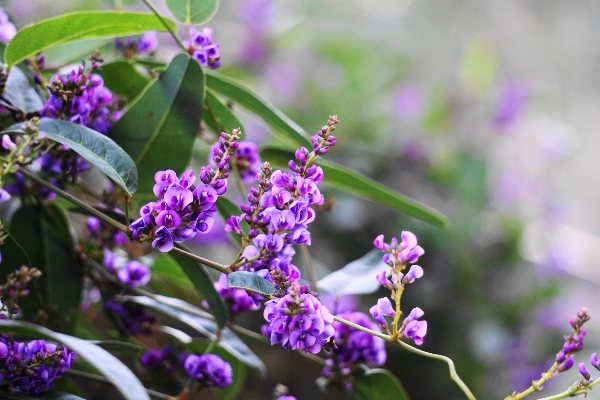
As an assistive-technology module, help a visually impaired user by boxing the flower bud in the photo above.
[578,363,591,380]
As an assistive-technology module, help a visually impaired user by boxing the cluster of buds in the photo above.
[309,115,338,156]
[0,266,41,317]
[211,141,261,185]
[556,308,590,372]
[184,27,221,69]
[183,354,233,388]
[232,161,273,239]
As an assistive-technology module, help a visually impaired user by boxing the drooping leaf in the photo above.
[260,147,449,228]
[203,88,244,135]
[215,197,243,245]
[0,320,150,400]
[317,249,388,295]
[206,72,312,149]
[109,53,204,196]
[0,390,85,400]
[228,271,274,296]
[3,119,138,195]
[185,340,246,400]
[96,61,150,102]
[171,244,228,329]
[123,295,266,374]
[5,12,177,67]
[3,66,44,114]
[352,369,410,400]
[166,0,220,25]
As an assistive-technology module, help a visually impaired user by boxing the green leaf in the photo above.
[203,88,244,135]
[0,320,150,400]
[170,245,228,329]
[260,148,449,228]
[3,66,44,114]
[166,0,220,25]
[0,390,85,400]
[1,204,82,321]
[96,61,150,102]
[352,369,410,400]
[206,72,312,149]
[215,197,243,245]
[3,119,138,195]
[42,38,114,67]
[123,295,266,374]
[4,12,177,68]
[228,271,274,296]
[460,37,497,96]
[421,84,450,135]
[185,340,246,400]
[110,53,204,197]
[104,0,138,6]
[317,249,387,295]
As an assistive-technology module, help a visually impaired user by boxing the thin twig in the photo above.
[535,378,600,400]
[170,246,229,275]
[141,0,187,52]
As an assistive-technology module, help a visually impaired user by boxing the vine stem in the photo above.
[333,314,476,400]
[535,378,600,400]
[141,0,187,52]
[18,167,128,232]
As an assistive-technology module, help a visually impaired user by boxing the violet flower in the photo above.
[369,298,396,326]
[185,27,221,69]
[591,353,600,370]
[183,354,233,387]
[116,261,151,288]
[0,9,16,44]
[403,307,427,345]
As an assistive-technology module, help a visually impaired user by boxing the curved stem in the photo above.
[535,378,600,400]
[141,0,187,52]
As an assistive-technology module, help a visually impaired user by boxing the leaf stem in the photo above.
[170,246,229,275]
[506,363,558,400]
[141,0,187,52]
[18,167,128,232]
[535,378,600,400]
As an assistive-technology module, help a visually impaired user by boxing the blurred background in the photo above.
[4,0,600,398]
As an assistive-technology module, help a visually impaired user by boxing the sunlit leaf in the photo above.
[0,320,150,400]
[5,12,177,67]
[166,0,220,25]
[3,119,138,195]
[203,88,244,135]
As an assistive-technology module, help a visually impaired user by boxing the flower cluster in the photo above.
[0,8,16,44]
[228,116,338,288]
[0,336,76,394]
[116,31,158,57]
[129,130,240,252]
[556,308,590,373]
[211,140,261,185]
[184,27,221,69]
[183,354,233,388]
[322,311,386,384]
[0,266,41,316]
[213,273,260,315]
[103,249,151,288]
[41,63,125,135]
[263,283,335,354]
[105,301,155,335]
[371,231,428,345]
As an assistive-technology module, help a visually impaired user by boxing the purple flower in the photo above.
[558,356,574,372]
[137,31,158,53]
[330,311,386,366]
[2,135,15,150]
[578,362,591,380]
[403,265,423,284]
[116,261,151,288]
[369,298,396,326]
[183,354,233,388]
[491,80,527,134]
[395,87,421,122]
[403,307,427,345]
[374,231,424,267]
[263,284,335,354]
[0,188,11,203]
[185,27,221,69]
[0,9,16,44]
[105,301,155,335]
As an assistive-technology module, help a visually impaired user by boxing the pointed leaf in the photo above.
[123,295,266,374]
[3,66,44,114]
[260,147,449,228]
[0,320,150,400]
[3,119,138,195]
[228,271,274,296]
[352,369,410,400]
[203,88,244,135]
[96,61,150,102]
[166,0,220,25]
[5,12,177,67]
[110,53,204,196]
[171,244,228,328]
[317,249,387,296]
[206,72,312,149]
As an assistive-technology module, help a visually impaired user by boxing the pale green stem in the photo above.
[170,247,229,275]
[141,0,187,52]
[333,315,390,341]
[536,378,600,400]
[506,363,558,400]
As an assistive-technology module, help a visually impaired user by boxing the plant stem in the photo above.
[170,246,229,275]
[18,167,128,232]
[141,0,187,52]
[395,340,476,400]
[333,315,390,341]
[506,362,558,400]
[536,378,600,400]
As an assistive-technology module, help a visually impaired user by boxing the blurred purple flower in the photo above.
[491,80,527,134]
[183,354,233,387]
[0,8,16,44]
[116,260,151,288]
[395,87,421,122]
[266,60,299,98]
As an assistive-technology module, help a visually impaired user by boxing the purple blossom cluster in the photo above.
[129,131,240,252]
[213,273,260,315]
[41,66,124,135]
[211,141,261,184]
[0,8,16,44]
[555,308,590,373]
[103,249,151,288]
[116,31,158,56]
[183,354,233,388]
[184,27,221,69]
[105,301,155,335]
[371,231,428,345]
[263,283,335,354]
[227,117,338,288]
[322,311,386,382]
[0,336,76,394]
